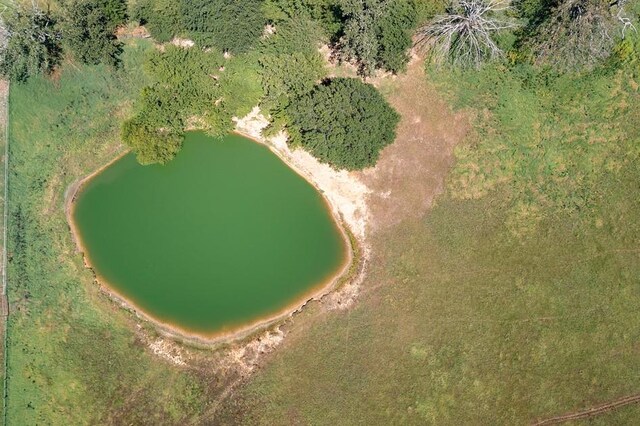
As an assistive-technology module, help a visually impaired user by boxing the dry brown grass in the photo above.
[360,56,469,231]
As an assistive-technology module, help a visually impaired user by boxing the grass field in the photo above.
[220,176,640,424]
[3,20,640,426]
[0,79,9,424]
[4,40,219,425]
[218,51,640,424]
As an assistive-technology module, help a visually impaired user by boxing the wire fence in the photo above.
[1,79,9,426]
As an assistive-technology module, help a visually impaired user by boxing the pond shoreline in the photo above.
[65,131,360,346]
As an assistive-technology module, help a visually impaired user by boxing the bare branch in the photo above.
[415,0,517,68]
[617,8,637,38]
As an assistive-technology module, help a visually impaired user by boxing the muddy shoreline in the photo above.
[64,130,362,346]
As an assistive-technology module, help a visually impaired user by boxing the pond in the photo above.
[71,132,349,338]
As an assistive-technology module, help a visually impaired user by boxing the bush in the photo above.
[534,0,613,70]
[258,19,326,116]
[122,46,224,163]
[287,77,399,170]
[262,0,343,38]
[123,44,264,163]
[122,117,183,164]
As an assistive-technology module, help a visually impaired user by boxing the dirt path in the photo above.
[533,393,640,425]
[0,79,9,426]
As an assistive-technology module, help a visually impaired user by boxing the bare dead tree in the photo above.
[532,0,637,71]
[534,0,615,70]
[0,6,10,56]
[616,7,637,38]
[415,0,517,68]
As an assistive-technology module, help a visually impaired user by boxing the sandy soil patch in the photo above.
[235,109,371,313]
[361,55,469,231]
[235,107,371,241]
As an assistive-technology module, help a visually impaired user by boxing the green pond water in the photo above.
[73,132,348,336]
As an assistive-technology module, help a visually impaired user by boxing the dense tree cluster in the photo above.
[131,0,183,43]
[338,0,420,75]
[182,0,266,53]
[61,0,128,67]
[257,19,326,134]
[0,0,127,82]
[3,0,634,171]
[0,6,62,82]
[132,0,266,53]
[287,77,400,170]
[122,45,263,164]
[417,0,638,70]
[524,0,635,71]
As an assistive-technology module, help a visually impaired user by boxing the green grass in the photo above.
[220,158,640,426]
[0,80,8,424]
[5,40,212,425]
[4,15,640,425]
[218,45,640,425]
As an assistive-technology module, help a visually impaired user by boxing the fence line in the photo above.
[1,80,9,426]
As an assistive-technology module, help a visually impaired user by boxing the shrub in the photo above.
[287,77,399,170]
[122,117,183,164]
[123,44,264,163]
[131,0,183,43]
[262,0,343,37]
[258,19,326,116]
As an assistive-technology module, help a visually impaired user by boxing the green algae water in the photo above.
[72,132,348,336]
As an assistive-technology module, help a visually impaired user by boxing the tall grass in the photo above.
[5,40,208,424]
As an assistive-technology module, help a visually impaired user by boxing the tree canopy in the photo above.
[0,6,62,82]
[262,0,343,37]
[258,18,326,132]
[61,0,127,66]
[525,0,628,71]
[131,0,183,43]
[122,45,263,164]
[181,0,266,53]
[338,0,419,75]
[286,77,399,170]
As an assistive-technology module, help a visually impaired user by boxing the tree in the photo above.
[181,0,266,53]
[123,45,263,163]
[415,0,516,68]
[0,5,62,82]
[286,77,399,170]
[377,0,420,73]
[61,0,127,66]
[338,1,380,76]
[526,0,636,71]
[338,0,418,76]
[122,116,183,165]
[258,19,326,115]
[131,0,183,43]
[262,0,343,37]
